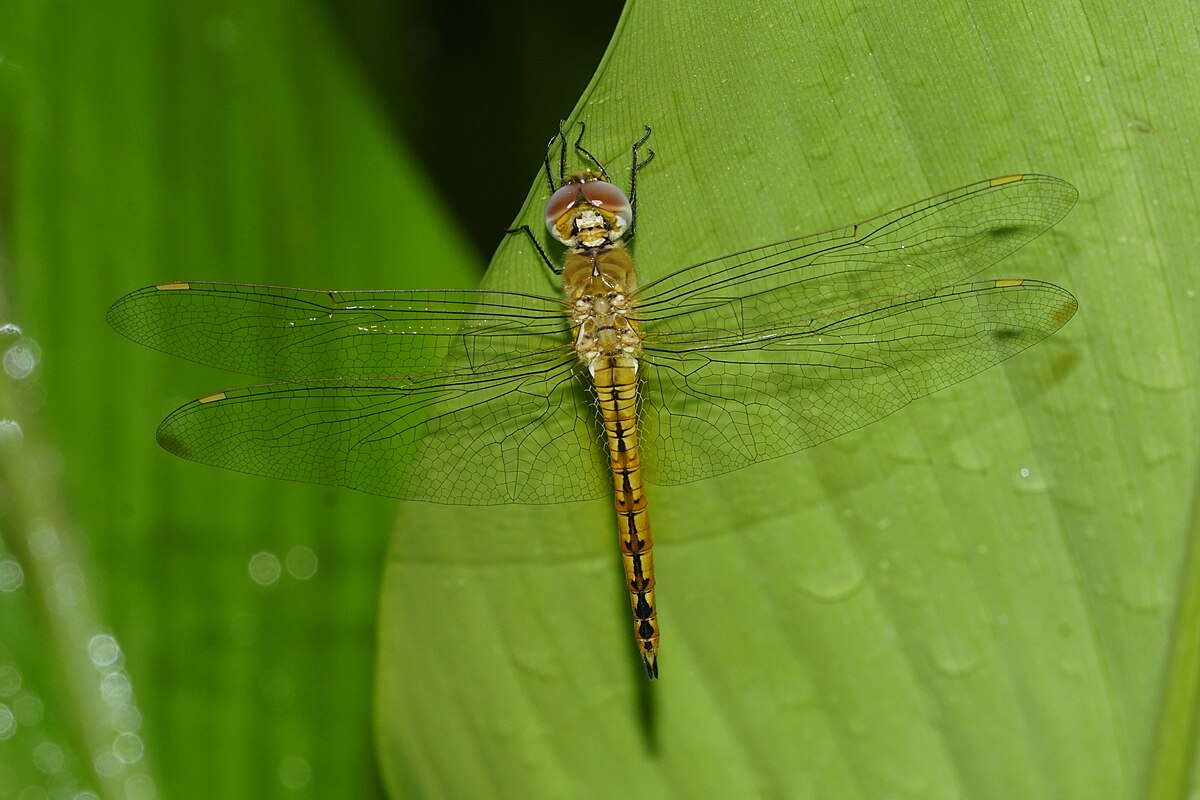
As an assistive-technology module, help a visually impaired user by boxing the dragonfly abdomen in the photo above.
[593,357,659,679]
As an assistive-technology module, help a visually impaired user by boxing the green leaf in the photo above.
[377,2,1199,799]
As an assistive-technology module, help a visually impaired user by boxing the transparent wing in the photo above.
[156,356,610,504]
[632,172,1077,485]
[107,282,569,380]
[633,174,1077,336]
[641,279,1076,484]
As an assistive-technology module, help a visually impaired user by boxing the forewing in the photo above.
[633,174,1077,339]
[157,356,610,504]
[640,279,1077,485]
[107,282,569,381]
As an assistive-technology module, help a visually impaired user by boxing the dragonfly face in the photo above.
[108,124,1078,681]
[544,169,633,248]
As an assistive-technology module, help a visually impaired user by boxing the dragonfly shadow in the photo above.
[393,500,615,565]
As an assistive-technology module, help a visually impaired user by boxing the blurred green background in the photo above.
[2,0,1199,799]
[0,0,618,797]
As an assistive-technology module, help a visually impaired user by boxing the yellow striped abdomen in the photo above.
[592,356,659,679]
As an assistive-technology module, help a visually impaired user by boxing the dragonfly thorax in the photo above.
[571,307,640,373]
[563,247,642,371]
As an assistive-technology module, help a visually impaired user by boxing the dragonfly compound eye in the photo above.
[544,178,633,246]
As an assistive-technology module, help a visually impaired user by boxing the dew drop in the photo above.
[949,438,991,473]
[93,748,123,778]
[1139,433,1178,466]
[32,741,65,773]
[1013,466,1049,493]
[112,703,142,733]
[100,670,133,706]
[928,633,983,678]
[3,341,39,379]
[0,558,24,592]
[0,419,22,443]
[0,704,15,740]
[248,552,281,587]
[113,732,144,764]
[284,546,318,580]
[88,633,122,667]
[793,550,865,603]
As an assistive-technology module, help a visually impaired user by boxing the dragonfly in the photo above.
[108,123,1078,680]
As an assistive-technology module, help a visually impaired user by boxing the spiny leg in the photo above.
[572,121,611,182]
[541,131,558,194]
[556,119,569,187]
[520,123,570,273]
[503,225,560,275]
[627,125,655,240]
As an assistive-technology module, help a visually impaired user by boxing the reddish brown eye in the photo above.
[544,183,584,235]
[579,181,633,232]
[543,180,633,240]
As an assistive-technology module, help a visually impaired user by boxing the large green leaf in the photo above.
[376,2,1199,799]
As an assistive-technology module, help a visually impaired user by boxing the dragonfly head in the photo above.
[544,170,632,250]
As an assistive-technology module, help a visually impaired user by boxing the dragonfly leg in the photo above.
[627,125,655,241]
[572,121,611,182]
[541,130,558,194]
[556,119,570,187]
[503,224,561,275]
[539,120,570,192]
